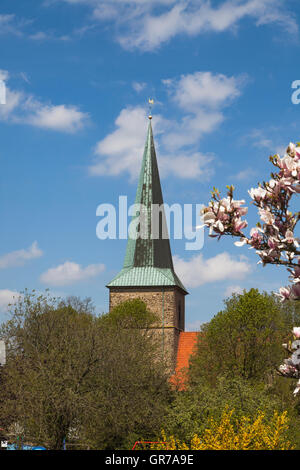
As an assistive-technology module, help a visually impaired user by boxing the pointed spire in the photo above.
[123,118,173,270]
[107,117,187,294]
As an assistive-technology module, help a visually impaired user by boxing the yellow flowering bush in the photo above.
[152,408,294,450]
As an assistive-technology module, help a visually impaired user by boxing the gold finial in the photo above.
[148,98,154,119]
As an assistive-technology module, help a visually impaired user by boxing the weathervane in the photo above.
[148,98,154,119]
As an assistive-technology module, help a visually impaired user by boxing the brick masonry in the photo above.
[109,286,186,372]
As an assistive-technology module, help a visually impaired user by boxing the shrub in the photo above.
[154,408,294,450]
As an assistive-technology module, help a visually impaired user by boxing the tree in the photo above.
[0,292,170,449]
[80,323,170,450]
[0,291,104,449]
[81,299,168,450]
[102,298,158,328]
[189,289,288,385]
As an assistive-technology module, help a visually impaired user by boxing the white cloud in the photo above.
[160,152,214,180]
[0,89,23,119]
[162,110,223,151]
[40,261,105,286]
[224,284,243,297]
[248,129,273,150]
[0,69,9,81]
[89,106,150,180]
[28,31,76,42]
[170,71,242,112]
[0,290,22,311]
[242,129,287,160]
[162,72,244,151]
[173,252,252,288]
[233,167,257,181]
[0,11,69,41]
[89,105,215,180]
[0,71,23,119]
[0,242,43,270]
[0,14,24,36]
[0,70,89,132]
[29,31,49,41]
[89,71,242,180]
[27,104,88,132]
[58,0,298,51]
[132,81,147,93]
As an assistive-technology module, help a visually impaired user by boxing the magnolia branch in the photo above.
[201,142,300,302]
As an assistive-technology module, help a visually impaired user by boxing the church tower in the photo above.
[107,117,188,372]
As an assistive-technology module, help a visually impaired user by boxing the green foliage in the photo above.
[2,288,300,449]
[81,324,170,450]
[102,298,158,328]
[164,376,283,442]
[279,298,300,330]
[0,292,170,450]
[189,289,288,385]
[162,289,300,449]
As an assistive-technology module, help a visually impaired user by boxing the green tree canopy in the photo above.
[162,290,300,448]
[164,376,284,443]
[189,289,291,386]
[103,298,158,328]
[0,292,169,450]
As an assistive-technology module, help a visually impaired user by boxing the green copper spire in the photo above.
[123,119,174,270]
[107,118,187,293]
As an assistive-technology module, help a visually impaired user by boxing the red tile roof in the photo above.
[176,332,199,371]
[171,332,199,390]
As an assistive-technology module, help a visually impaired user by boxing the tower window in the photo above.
[178,301,182,329]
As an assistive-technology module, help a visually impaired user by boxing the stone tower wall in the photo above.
[109,287,185,372]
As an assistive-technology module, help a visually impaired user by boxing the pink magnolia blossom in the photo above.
[258,208,275,226]
[276,287,291,302]
[233,219,248,232]
[248,187,267,201]
[293,380,300,396]
[291,283,300,301]
[293,327,300,338]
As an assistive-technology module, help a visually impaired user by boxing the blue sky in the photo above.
[0,0,299,329]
